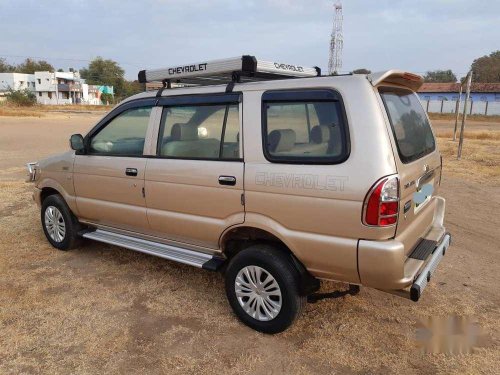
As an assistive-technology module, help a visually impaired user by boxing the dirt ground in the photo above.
[0,112,499,374]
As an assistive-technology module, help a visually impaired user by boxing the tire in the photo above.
[41,194,81,251]
[225,244,306,334]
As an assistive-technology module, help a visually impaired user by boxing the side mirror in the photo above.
[70,134,85,152]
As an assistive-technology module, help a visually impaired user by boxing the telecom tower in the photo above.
[328,1,343,75]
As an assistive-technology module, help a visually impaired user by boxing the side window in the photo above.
[221,104,240,159]
[262,90,349,163]
[158,103,240,160]
[89,107,152,156]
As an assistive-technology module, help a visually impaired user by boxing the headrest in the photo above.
[171,123,198,141]
[268,129,296,152]
[310,125,331,144]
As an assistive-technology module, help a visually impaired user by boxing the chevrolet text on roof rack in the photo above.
[168,63,208,75]
[138,55,320,86]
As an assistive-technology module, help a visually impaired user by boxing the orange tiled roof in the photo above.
[418,82,500,93]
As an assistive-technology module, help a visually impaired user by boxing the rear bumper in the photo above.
[409,233,450,301]
[358,196,450,299]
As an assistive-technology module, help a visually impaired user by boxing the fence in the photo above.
[422,99,500,116]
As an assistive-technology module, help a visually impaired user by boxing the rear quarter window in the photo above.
[379,87,436,163]
[262,90,349,164]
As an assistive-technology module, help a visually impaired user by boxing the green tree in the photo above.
[80,57,125,97]
[0,58,15,72]
[423,70,457,83]
[122,80,144,97]
[352,68,371,74]
[16,58,54,74]
[6,88,37,106]
[100,93,114,105]
[471,50,500,82]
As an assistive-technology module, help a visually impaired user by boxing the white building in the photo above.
[0,73,36,100]
[34,71,84,105]
[82,84,102,105]
[0,70,112,105]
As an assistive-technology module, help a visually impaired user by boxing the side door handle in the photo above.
[125,168,138,176]
[219,175,236,186]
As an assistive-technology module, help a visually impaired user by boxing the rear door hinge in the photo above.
[142,187,146,198]
[240,193,245,206]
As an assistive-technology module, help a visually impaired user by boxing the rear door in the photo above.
[144,94,244,249]
[378,87,441,243]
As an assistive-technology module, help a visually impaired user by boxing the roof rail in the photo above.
[138,56,321,89]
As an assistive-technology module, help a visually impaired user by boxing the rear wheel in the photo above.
[41,194,81,250]
[225,244,306,334]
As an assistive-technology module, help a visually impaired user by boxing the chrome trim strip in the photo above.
[82,229,214,268]
[78,221,220,255]
[26,162,38,182]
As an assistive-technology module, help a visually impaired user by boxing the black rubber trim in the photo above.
[138,70,146,83]
[202,256,226,271]
[77,228,96,236]
[262,89,341,102]
[225,81,235,93]
[157,92,241,106]
[410,284,421,302]
[241,55,257,73]
[409,238,437,260]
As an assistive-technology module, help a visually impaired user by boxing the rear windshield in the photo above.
[379,87,435,163]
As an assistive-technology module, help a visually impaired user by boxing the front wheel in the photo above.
[225,244,306,334]
[41,194,81,250]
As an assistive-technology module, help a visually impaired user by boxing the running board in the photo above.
[81,229,225,271]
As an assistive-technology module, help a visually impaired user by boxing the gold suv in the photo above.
[27,57,451,333]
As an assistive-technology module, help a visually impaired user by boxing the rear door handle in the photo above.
[219,175,236,186]
[126,168,138,176]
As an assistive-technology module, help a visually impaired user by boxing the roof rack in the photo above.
[138,56,321,88]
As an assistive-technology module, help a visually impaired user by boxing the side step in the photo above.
[82,229,225,271]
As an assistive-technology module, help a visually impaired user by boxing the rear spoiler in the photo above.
[367,70,424,92]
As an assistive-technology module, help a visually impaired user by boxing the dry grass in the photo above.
[35,104,112,112]
[1,175,498,374]
[0,106,45,117]
[435,130,500,184]
[429,113,500,122]
[0,103,111,117]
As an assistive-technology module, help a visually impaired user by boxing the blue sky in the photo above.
[0,0,498,80]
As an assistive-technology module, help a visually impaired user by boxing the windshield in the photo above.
[379,87,435,163]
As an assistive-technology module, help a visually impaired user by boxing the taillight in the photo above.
[363,176,399,226]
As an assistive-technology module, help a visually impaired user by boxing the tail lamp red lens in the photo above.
[364,176,399,226]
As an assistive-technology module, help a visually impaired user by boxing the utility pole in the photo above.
[328,2,343,75]
[453,84,463,141]
[457,71,472,160]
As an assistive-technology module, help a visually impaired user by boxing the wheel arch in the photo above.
[37,178,79,214]
[220,224,294,259]
[40,187,60,203]
[219,221,320,296]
